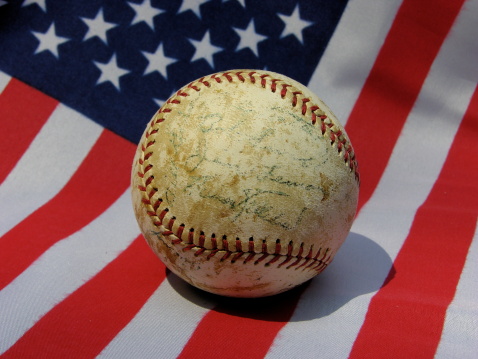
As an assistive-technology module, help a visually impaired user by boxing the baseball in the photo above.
[131,70,359,298]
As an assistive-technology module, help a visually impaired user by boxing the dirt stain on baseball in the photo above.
[319,172,333,202]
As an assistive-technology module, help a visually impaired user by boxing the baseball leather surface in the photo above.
[131,70,359,298]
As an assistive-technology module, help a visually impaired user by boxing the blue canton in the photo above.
[0,0,348,143]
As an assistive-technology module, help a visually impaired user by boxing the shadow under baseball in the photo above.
[166,232,395,322]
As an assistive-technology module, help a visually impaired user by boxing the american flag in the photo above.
[0,0,477,357]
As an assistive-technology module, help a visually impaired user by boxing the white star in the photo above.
[178,0,203,19]
[153,98,164,108]
[189,30,223,68]
[278,4,314,44]
[129,0,164,30]
[32,23,69,59]
[231,0,245,8]
[142,43,177,78]
[81,8,117,44]
[233,19,267,57]
[22,0,46,12]
[94,53,130,91]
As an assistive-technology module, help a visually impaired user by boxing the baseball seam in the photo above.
[136,70,357,271]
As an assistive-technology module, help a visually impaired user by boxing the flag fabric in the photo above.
[0,0,477,357]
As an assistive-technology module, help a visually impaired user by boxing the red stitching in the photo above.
[223,72,233,82]
[135,192,331,271]
[235,71,245,82]
[159,233,328,270]
[253,240,269,265]
[167,98,180,104]
[211,74,222,83]
[147,188,156,198]
[235,238,242,252]
[188,83,200,91]
[291,91,302,107]
[222,236,229,251]
[143,164,153,173]
[207,249,219,260]
[152,198,161,210]
[274,238,281,254]
[278,241,294,268]
[172,225,185,244]
[221,251,231,261]
[278,255,292,268]
[211,234,218,249]
[330,131,336,144]
[248,237,254,252]
[188,228,194,243]
[145,176,154,186]
[183,243,196,251]
[198,77,211,87]
[286,242,304,269]
[158,208,168,222]
[296,246,313,269]
[281,84,291,98]
[198,231,206,247]
[310,105,319,124]
[301,98,310,115]
[244,252,255,263]
[194,248,206,256]
[260,74,269,88]
[270,79,279,93]
[231,251,244,263]
[146,129,158,137]
[248,71,257,83]
[167,216,176,230]
[266,254,280,266]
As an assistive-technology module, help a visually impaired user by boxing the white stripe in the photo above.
[98,274,216,359]
[0,190,139,354]
[435,220,478,358]
[266,1,478,357]
[0,104,102,237]
[307,0,403,125]
[0,71,11,93]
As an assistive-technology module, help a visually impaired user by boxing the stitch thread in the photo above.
[136,70,359,272]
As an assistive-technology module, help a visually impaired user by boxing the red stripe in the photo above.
[349,86,478,358]
[0,130,135,289]
[176,1,465,357]
[1,236,166,359]
[0,78,58,184]
[346,0,465,212]
[176,285,308,359]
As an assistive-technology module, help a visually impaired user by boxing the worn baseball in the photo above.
[131,70,359,298]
